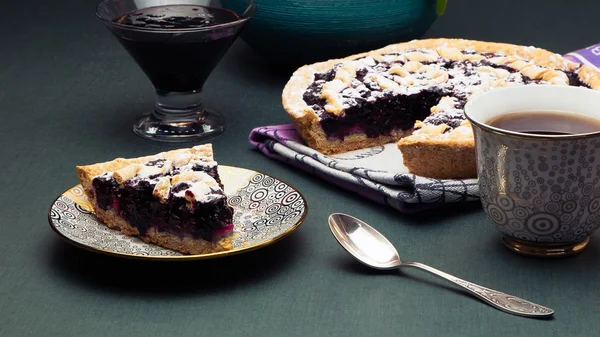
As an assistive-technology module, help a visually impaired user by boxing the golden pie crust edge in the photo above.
[281,38,600,179]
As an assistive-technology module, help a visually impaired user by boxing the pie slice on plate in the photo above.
[76,144,235,254]
[282,38,600,179]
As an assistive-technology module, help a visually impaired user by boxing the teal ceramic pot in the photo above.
[223,0,442,67]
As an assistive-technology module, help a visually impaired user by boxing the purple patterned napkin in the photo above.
[564,43,600,72]
[249,125,478,213]
[249,44,600,213]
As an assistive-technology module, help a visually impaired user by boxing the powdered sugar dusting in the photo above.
[93,155,226,204]
[302,46,583,139]
[172,171,223,203]
[324,51,538,116]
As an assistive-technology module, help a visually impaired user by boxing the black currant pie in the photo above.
[76,145,235,254]
[282,38,600,179]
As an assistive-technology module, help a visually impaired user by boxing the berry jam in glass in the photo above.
[113,5,242,92]
[97,0,256,142]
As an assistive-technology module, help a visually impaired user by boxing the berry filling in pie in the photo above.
[76,145,234,254]
[283,39,600,179]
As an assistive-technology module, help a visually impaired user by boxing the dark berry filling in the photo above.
[303,51,590,140]
[93,176,119,211]
[92,164,234,242]
[302,66,340,109]
[320,90,443,139]
[314,67,338,82]
[192,163,223,187]
[566,70,590,88]
[145,158,167,167]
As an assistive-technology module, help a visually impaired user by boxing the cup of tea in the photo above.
[464,85,600,257]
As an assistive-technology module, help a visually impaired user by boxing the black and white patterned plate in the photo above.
[48,166,308,260]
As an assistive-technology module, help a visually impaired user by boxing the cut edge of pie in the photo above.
[76,144,235,255]
[282,38,600,179]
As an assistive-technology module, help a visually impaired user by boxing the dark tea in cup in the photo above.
[487,111,600,136]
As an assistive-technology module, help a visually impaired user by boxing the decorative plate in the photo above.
[48,166,308,260]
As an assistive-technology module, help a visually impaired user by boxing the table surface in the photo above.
[3,1,600,336]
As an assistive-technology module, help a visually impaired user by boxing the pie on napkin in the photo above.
[282,38,600,179]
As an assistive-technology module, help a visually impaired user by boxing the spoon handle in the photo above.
[401,262,554,318]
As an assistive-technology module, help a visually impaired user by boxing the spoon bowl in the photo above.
[328,213,554,318]
[329,213,401,270]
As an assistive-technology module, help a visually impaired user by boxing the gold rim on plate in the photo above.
[48,166,308,261]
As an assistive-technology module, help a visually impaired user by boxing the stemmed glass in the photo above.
[96,0,256,141]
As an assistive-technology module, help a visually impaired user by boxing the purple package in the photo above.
[564,43,600,71]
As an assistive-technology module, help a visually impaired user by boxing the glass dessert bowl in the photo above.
[96,0,256,142]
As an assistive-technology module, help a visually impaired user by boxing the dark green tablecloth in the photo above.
[2,1,600,336]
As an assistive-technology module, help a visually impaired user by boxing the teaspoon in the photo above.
[328,213,554,318]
